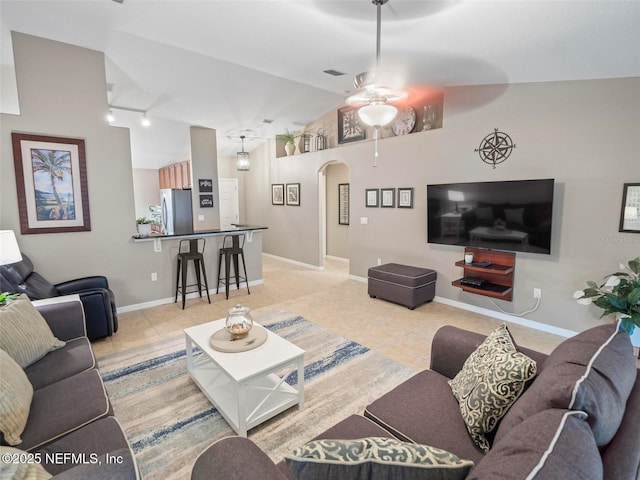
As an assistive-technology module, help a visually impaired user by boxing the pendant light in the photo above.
[236,135,250,171]
[346,0,407,128]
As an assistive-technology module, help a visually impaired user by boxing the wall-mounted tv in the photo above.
[427,179,555,254]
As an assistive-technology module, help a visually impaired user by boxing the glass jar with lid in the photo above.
[225,304,253,340]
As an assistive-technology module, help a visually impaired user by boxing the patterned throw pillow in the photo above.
[0,294,65,368]
[285,437,474,480]
[0,446,52,479]
[448,324,537,453]
[0,349,34,446]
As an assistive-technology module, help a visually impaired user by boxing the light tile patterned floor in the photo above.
[92,256,565,370]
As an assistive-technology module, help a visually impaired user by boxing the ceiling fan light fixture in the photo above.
[358,101,398,127]
[236,135,250,171]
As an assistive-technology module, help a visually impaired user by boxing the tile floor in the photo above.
[92,255,566,370]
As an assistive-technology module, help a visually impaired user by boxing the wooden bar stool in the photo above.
[216,234,250,300]
[175,238,211,309]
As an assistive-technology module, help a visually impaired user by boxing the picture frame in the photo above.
[397,187,414,209]
[619,183,640,233]
[338,106,365,144]
[338,183,350,225]
[199,194,214,208]
[11,132,91,234]
[272,184,284,205]
[365,188,379,208]
[286,183,301,206]
[198,178,213,192]
[381,188,396,208]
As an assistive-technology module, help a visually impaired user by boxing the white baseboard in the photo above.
[325,255,349,263]
[117,279,264,314]
[262,253,324,271]
[433,296,577,338]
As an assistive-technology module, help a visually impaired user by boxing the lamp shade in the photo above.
[447,190,465,202]
[358,103,398,127]
[0,230,22,265]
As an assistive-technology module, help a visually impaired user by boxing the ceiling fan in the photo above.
[346,0,407,128]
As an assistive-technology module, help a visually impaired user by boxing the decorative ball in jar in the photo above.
[225,304,253,340]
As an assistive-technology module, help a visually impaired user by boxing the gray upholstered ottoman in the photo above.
[368,263,437,309]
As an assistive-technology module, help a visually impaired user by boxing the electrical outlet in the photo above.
[151,272,158,281]
[377,258,382,266]
[533,288,542,299]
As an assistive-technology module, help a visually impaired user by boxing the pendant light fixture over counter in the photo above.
[236,135,250,171]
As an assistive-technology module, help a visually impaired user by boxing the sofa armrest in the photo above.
[33,296,86,340]
[430,325,549,380]
[55,276,109,294]
[191,437,288,480]
[430,325,492,379]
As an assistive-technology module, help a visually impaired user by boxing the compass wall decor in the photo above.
[475,128,516,168]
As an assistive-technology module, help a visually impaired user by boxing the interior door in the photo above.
[218,178,239,228]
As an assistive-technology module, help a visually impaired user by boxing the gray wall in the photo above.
[245,78,640,333]
[325,163,349,259]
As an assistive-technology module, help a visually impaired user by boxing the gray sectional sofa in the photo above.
[0,296,138,479]
[191,322,640,480]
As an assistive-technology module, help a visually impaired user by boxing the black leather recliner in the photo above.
[0,254,118,340]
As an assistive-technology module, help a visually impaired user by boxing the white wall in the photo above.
[244,77,640,333]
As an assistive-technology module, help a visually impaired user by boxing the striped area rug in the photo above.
[97,308,416,480]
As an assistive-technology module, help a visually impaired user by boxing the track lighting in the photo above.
[107,105,152,127]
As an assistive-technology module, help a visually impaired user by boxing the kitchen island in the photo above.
[131,225,267,301]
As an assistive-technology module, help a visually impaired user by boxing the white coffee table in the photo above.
[184,319,305,437]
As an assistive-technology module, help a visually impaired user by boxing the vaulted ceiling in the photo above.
[2,1,639,168]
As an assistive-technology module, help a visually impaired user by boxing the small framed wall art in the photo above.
[380,188,396,208]
[338,107,365,144]
[619,183,640,233]
[286,183,300,206]
[365,189,379,208]
[397,188,414,208]
[11,132,91,234]
[338,183,349,225]
[272,184,284,205]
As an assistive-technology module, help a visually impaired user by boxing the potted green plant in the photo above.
[136,217,152,236]
[277,130,297,156]
[573,257,640,336]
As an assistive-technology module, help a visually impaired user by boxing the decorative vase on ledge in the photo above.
[285,142,295,156]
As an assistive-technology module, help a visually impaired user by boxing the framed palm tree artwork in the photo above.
[11,133,91,234]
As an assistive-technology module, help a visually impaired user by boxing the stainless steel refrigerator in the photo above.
[160,189,193,235]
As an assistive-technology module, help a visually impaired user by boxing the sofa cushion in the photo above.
[18,369,111,451]
[53,448,138,480]
[0,294,65,368]
[35,417,133,476]
[0,349,34,446]
[495,322,637,446]
[0,446,52,479]
[364,370,485,463]
[285,437,474,480]
[25,337,95,390]
[468,410,602,480]
[448,324,537,453]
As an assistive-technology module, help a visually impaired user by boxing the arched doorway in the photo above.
[318,161,350,266]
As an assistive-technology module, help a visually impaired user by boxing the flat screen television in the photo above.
[427,179,555,254]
